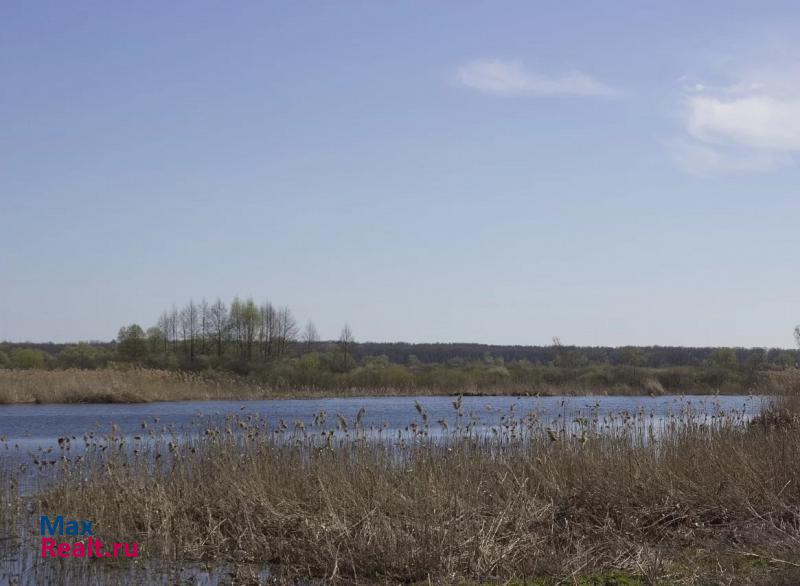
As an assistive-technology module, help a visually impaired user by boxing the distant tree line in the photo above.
[108,298,310,371]
[1,307,799,392]
[99,297,356,375]
[347,342,798,370]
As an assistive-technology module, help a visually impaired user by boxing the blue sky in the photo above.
[1,1,799,346]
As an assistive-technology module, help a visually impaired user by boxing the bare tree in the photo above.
[302,321,319,353]
[259,302,276,361]
[157,311,171,354]
[199,299,209,356]
[229,298,246,359]
[168,306,179,353]
[180,300,199,363]
[241,298,259,361]
[275,306,298,358]
[338,323,355,370]
[208,299,228,358]
[151,297,304,365]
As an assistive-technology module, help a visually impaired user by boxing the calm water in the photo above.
[0,394,769,586]
[0,393,767,453]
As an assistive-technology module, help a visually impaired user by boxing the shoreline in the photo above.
[0,386,774,406]
[0,366,794,405]
[1,396,795,584]
[0,389,771,407]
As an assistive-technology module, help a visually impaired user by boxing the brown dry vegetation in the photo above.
[0,368,471,404]
[27,398,800,585]
[0,368,273,404]
[2,367,800,404]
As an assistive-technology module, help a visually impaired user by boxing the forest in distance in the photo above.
[1,297,799,401]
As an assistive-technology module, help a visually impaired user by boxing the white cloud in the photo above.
[455,59,621,98]
[686,95,800,151]
[669,139,788,176]
[673,67,800,175]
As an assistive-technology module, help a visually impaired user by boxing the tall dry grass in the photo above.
[0,368,470,404]
[3,366,797,404]
[0,368,273,404]
[31,400,800,584]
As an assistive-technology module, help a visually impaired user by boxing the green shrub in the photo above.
[11,348,47,369]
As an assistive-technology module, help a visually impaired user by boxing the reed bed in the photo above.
[21,398,800,584]
[0,368,467,404]
[0,368,274,404]
[2,367,796,405]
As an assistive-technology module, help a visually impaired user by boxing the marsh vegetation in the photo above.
[1,395,798,584]
[0,365,797,404]
[2,297,799,404]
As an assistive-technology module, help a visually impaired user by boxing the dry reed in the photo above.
[0,368,271,404]
[29,398,800,584]
[2,367,797,405]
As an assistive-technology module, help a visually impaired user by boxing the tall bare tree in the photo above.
[209,299,228,358]
[230,298,242,358]
[168,306,179,353]
[302,321,319,353]
[275,306,298,358]
[180,300,199,363]
[338,323,354,371]
[199,299,209,356]
[157,311,171,354]
[259,302,276,361]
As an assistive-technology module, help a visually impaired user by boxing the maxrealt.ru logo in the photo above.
[39,515,139,558]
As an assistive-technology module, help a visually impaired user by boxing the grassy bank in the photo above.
[1,365,798,404]
[25,397,800,584]
[0,368,272,404]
